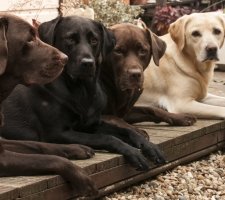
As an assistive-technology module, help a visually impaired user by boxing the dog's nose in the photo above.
[59,52,68,66]
[206,45,217,58]
[128,68,142,82]
[81,58,94,68]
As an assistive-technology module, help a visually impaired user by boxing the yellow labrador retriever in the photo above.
[136,12,225,119]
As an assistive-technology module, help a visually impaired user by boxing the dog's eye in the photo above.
[139,48,148,56]
[66,38,75,44]
[213,28,221,35]
[90,38,98,46]
[191,31,201,37]
[114,48,124,55]
[27,38,33,42]
[22,41,33,54]
[27,35,35,42]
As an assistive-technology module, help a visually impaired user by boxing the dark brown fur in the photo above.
[0,14,97,197]
[101,23,197,128]
[1,16,165,173]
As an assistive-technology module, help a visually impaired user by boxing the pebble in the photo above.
[197,174,204,180]
[155,194,164,200]
[178,196,187,200]
[149,180,158,188]
[103,151,225,200]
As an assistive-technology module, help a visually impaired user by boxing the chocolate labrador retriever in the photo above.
[101,23,196,127]
[1,16,165,171]
[0,14,97,196]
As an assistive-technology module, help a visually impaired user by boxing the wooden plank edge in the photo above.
[2,126,223,199]
[91,142,225,199]
[17,142,225,200]
[0,186,19,200]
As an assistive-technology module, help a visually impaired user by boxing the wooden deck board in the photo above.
[0,186,18,200]
[1,71,225,199]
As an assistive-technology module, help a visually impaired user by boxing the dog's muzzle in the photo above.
[80,58,95,76]
[120,68,143,91]
[205,46,219,61]
[128,68,142,82]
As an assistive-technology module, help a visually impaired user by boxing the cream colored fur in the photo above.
[136,12,225,119]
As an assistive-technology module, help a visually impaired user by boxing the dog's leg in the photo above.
[201,93,225,107]
[0,145,98,196]
[124,106,196,126]
[48,130,157,171]
[96,118,166,165]
[1,139,94,159]
[102,115,150,140]
[174,100,225,119]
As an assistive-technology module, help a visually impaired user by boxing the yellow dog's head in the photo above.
[169,12,225,63]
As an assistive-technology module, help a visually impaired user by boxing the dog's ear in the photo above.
[96,21,116,62]
[38,16,62,45]
[32,19,41,29]
[169,15,188,51]
[146,29,166,66]
[217,14,225,48]
[0,17,8,75]
[32,19,41,37]
[134,18,146,30]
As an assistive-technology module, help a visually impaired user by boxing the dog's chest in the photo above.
[116,89,142,117]
[34,81,106,132]
[66,83,106,130]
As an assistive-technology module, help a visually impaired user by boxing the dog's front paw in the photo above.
[67,164,99,197]
[63,144,95,159]
[134,128,150,140]
[124,147,151,171]
[141,142,166,165]
[168,113,197,126]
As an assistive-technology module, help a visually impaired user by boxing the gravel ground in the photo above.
[102,151,225,200]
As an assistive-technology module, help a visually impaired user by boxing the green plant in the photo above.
[90,0,143,27]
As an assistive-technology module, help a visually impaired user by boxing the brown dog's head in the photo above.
[0,14,68,86]
[0,14,68,126]
[104,23,166,91]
